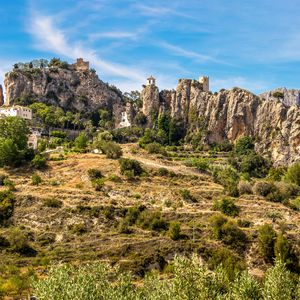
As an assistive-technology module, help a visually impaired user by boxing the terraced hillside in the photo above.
[1,143,299,287]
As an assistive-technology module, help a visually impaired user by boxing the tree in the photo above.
[169,222,181,240]
[75,133,88,149]
[285,162,300,186]
[0,117,29,167]
[258,224,276,263]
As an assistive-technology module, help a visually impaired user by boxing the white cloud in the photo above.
[211,77,269,93]
[89,31,139,41]
[159,42,231,66]
[27,12,147,84]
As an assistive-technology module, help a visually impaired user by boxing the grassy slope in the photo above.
[0,144,299,278]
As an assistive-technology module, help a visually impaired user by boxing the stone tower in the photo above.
[74,58,89,71]
[142,76,160,123]
[199,76,209,92]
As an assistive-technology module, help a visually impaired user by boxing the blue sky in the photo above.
[0,0,300,94]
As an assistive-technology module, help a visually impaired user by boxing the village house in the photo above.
[0,105,32,120]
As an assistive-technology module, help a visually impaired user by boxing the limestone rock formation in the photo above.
[0,84,3,106]
[141,82,160,123]
[145,80,300,165]
[4,64,124,123]
[260,87,300,106]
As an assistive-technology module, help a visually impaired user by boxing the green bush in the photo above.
[100,141,123,159]
[74,133,88,149]
[258,224,276,263]
[253,181,276,197]
[7,227,35,256]
[32,257,299,300]
[119,158,144,177]
[69,223,87,235]
[285,162,300,186]
[137,211,168,232]
[169,222,181,240]
[237,181,252,195]
[185,158,209,171]
[145,142,163,154]
[268,167,286,181]
[3,178,16,191]
[44,198,63,208]
[179,189,197,202]
[31,173,42,186]
[234,136,254,155]
[92,178,105,191]
[31,154,47,169]
[0,190,15,225]
[157,167,169,176]
[0,174,8,186]
[210,215,247,250]
[213,197,239,217]
[87,169,103,180]
[208,247,246,281]
[213,167,240,197]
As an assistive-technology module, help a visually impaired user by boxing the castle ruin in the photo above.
[199,76,209,92]
[74,58,89,72]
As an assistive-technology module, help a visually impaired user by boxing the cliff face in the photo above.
[4,67,124,122]
[260,87,300,106]
[143,81,300,165]
[141,84,160,124]
[0,84,3,106]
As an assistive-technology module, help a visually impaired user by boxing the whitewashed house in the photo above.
[0,105,32,120]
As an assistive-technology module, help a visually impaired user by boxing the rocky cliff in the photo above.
[0,84,3,106]
[260,87,300,106]
[4,65,125,122]
[142,80,300,165]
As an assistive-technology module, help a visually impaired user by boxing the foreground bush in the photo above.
[213,197,239,217]
[119,158,144,177]
[32,257,300,300]
[0,190,15,225]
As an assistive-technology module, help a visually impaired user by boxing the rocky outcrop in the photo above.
[4,66,124,123]
[141,83,160,123]
[260,87,300,106]
[0,84,3,106]
[145,81,300,165]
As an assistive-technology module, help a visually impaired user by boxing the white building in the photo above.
[119,111,131,128]
[0,105,32,120]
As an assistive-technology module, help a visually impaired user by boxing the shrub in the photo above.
[31,173,42,185]
[7,227,35,256]
[234,136,254,155]
[289,197,300,211]
[100,141,123,159]
[119,158,144,177]
[253,181,276,197]
[258,224,276,262]
[169,222,181,240]
[87,169,103,180]
[268,167,286,181]
[0,173,8,186]
[238,181,253,195]
[185,158,209,171]
[92,178,105,191]
[213,167,240,197]
[125,205,144,225]
[274,233,298,272]
[179,189,197,203]
[3,178,16,191]
[213,197,239,217]
[137,211,168,232]
[239,152,270,178]
[285,162,300,186]
[74,133,88,149]
[31,154,47,169]
[210,215,247,250]
[0,190,15,224]
[272,91,284,98]
[157,167,169,176]
[275,182,300,199]
[70,223,87,235]
[208,247,246,281]
[44,198,63,208]
[145,143,163,154]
